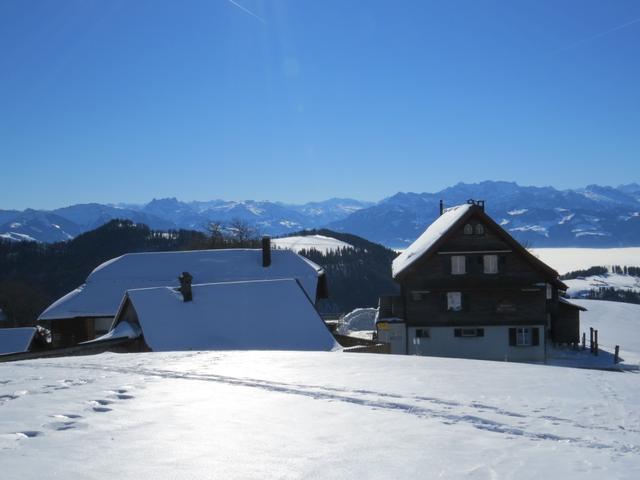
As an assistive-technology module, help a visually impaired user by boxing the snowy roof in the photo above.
[39,249,324,321]
[392,204,473,277]
[558,296,588,311]
[116,279,338,352]
[0,327,35,355]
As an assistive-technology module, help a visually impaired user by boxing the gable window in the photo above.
[447,292,462,311]
[475,224,485,235]
[546,283,553,300]
[463,224,473,235]
[451,255,466,275]
[483,255,498,274]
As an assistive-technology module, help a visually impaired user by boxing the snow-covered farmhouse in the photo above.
[106,278,337,352]
[38,238,329,348]
[376,200,585,361]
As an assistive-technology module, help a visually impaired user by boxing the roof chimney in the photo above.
[262,236,271,267]
[439,199,444,216]
[178,272,193,302]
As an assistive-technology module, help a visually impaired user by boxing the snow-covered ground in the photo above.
[1,348,639,479]
[272,234,353,254]
[574,299,640,366]
[530,247,640,274]
[565,273,640,297]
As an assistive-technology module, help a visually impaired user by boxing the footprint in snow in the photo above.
[15,431,43,439]
[92,407,112,413]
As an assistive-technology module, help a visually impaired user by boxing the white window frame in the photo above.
[447,292,462,311]
[463,224,473,235]
[475,224,485,235]
[483,254,498,274]
[516,327,531,346]
[451,255,466,275]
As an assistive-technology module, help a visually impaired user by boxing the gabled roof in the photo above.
[0,327,36,355]
[39,249,325,321]
[393,204,473,277]
[392,203,567,289]
[114,279,338,352]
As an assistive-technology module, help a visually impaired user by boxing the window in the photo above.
[454,328,484,337]
[463,224,473,235]
[447,292,462,311]
[483,254,498,274]
[509,327,540,346]
[415,329,430,338]
[475,224,485,235]
[546,283,553,300]
[516,328,531,346]
[451,255,466,274]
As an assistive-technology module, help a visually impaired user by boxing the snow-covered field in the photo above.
[565,273,640,297]
[574,299,640,365]
[272,234,353,254]
[530,247,640,274]
[1,348,640,479]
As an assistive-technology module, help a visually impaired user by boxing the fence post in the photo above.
[614,345,620,364]
[582,332,586,350]
[594,330,598,356]
[590,327,594,354]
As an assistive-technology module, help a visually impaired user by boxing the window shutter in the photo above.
[441,293,447,312]
[477,328,485,337]
[509,328,516,346]
[532,327,540,346]
[454,328,462,337]
[499,256,506,271]
[463,293,470,311]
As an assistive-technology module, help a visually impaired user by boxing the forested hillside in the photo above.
[0,222,398,326]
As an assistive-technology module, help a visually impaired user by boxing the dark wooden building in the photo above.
[376,200,585,361]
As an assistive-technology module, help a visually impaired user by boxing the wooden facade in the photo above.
[380,201,582,360]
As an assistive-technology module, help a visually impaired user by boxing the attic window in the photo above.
[463,224,473,235]
[475,224,485,235]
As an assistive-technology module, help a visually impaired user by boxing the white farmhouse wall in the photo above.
[407,326,545,362]
[376,322,407,354]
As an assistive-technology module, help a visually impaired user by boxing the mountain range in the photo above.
[2,181,640,248]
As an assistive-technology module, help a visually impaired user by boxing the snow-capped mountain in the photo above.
[0,210,81,243]
[2,182,639,246]
[328,181,640,248]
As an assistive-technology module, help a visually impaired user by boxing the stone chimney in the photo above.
[262,236,271,267]
[178,272,193,302]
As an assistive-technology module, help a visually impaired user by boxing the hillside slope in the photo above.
[1,350,638,479]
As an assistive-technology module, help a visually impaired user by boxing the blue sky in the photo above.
[1,0,639,209]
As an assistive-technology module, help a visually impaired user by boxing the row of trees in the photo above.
[561,265,640,280]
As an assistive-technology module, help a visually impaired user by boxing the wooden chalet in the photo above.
[376,200,585,362]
